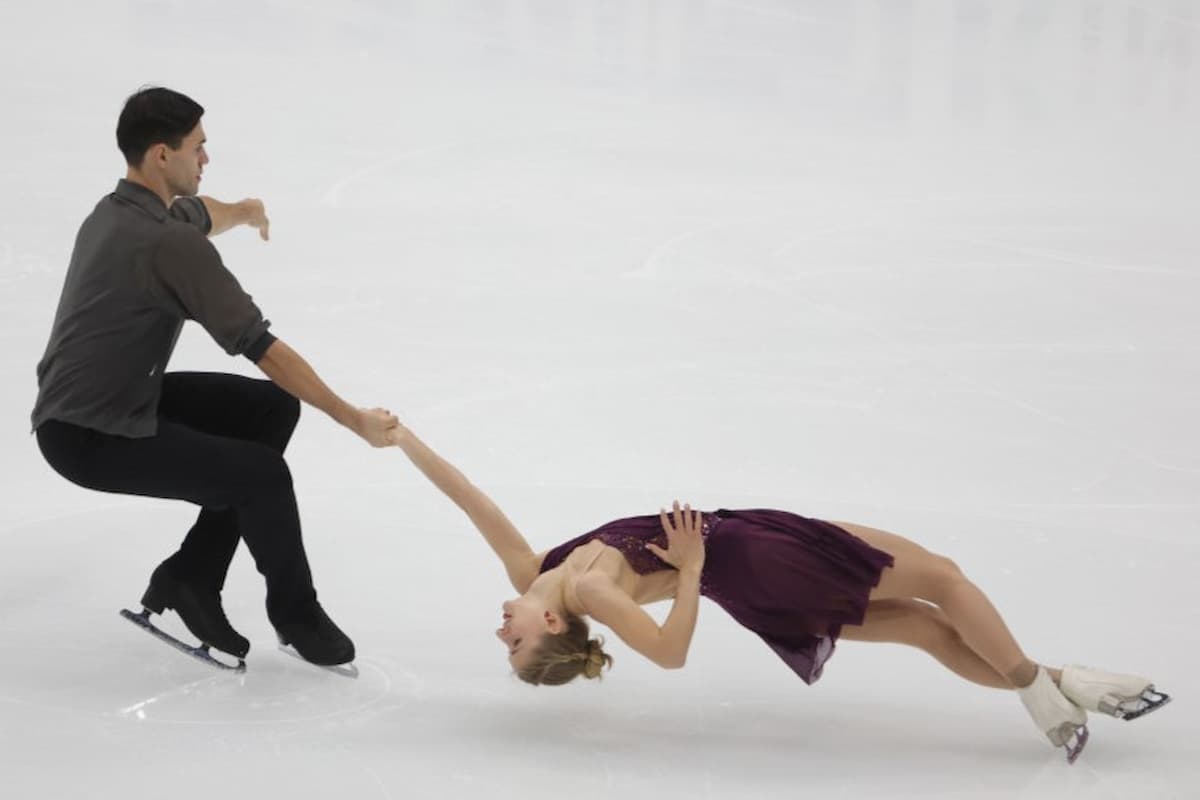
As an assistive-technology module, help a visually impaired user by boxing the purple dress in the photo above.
[539,508,895,684]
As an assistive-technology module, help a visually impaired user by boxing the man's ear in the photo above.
[148,142,168,167]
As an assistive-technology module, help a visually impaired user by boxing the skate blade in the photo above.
[1047,721,1089,765]
[277,642,359,679]
[1114,688,1171,721]
[1063,724,1088,765]
[120,608,246,673]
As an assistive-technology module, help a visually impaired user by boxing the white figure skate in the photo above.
[1060,664,1170,721]
[1016,666,1089,764]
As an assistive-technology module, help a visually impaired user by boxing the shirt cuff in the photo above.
[243,330,277,363]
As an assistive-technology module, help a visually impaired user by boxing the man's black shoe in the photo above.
[140,563,250,659]
[276,603,355,666]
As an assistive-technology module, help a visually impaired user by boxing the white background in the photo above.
[1,1,1196,797]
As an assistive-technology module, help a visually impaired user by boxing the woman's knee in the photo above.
[898,601,960,653]
[919,554,968,604]
[934,554,963,578]
[854,599,957,652]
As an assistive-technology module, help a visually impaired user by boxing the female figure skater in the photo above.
[387,423,1168,764]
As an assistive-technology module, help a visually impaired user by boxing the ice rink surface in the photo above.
[1,1,1198,797]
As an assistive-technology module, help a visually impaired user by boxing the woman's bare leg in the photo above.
[833,521,1045,688]
[833,522,1090,761]
[840,599,1012,689]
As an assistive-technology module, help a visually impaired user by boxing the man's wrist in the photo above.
[331,401,359,431]
[234,199,254,227]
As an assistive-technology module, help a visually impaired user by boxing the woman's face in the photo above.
[495,597,550,670]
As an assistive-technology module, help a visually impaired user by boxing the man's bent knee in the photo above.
[230,449,294,500]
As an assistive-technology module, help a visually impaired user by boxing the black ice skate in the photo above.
[119,564,249,672]
[276,602,357,678]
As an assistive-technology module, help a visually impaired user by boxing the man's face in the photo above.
[160,123,208,197]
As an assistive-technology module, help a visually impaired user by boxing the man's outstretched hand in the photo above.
[240,198,270,241]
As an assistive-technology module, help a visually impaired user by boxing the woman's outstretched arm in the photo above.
[389,424,541,592]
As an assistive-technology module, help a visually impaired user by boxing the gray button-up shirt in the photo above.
[31,180,276,438]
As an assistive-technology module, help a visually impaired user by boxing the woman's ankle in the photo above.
[1006,659,1039,688]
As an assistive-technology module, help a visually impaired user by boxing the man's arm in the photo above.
[199,196,270,240]
[256,338,396,446]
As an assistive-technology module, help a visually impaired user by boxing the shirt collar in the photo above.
[114,179,168,221]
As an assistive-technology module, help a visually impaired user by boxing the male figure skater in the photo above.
[31,87,395,668]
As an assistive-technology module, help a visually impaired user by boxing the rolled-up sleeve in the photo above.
[168,196,213,235]
[243,330,277,363]
[149,226,271,356]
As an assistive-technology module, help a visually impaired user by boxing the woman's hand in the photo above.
[646,501,706,574]
[353,407,400,447]
[385,422,413,447]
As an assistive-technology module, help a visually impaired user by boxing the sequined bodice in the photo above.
[538,513,722,576]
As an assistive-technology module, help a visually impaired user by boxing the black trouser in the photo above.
[36,372,316,627]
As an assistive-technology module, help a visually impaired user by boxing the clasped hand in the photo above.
[354,407,399,447]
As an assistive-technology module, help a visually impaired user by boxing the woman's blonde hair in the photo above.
[515,614,613,686]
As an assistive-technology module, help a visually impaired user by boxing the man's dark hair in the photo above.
[116,87,204,167]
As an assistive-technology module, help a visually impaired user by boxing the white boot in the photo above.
[1016,666,1089,763]
[1060,664,1170,720]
